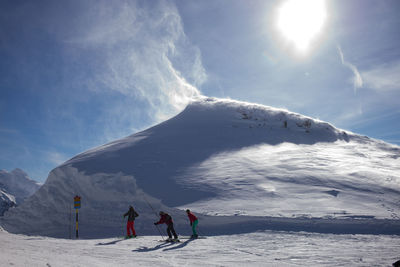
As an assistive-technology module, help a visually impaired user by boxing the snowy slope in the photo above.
[1,230,400,267]
[66,97,353,207]
[1,97,399,238]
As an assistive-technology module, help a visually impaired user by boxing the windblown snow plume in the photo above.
[65,0,205,121]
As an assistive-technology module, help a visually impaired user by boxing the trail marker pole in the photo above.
[74,195,81,239]
[69,205,72,239]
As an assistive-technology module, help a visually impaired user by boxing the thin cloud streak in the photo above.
[362,62,400,92]
[337,45,363,93]
[340,109,400,129]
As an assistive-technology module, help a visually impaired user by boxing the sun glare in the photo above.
[277,0,327,52]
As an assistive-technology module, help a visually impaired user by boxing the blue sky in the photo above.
[1,0,399,182]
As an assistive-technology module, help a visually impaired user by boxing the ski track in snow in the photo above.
[1,229,399,266]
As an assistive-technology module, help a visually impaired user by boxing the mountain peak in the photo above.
[11,168,27,176]
[171,97,351,144]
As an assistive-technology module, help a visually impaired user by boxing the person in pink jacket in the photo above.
[186,209,198,238]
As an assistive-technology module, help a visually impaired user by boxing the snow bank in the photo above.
[1,166,181,238]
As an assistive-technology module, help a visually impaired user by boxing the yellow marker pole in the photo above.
[74,195,81,239]
[76,208,79,239]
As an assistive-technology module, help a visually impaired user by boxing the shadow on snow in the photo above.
[132,239,195,253]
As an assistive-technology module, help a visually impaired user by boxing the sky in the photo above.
[0,0,399,182]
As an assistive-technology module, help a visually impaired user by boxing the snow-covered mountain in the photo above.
[0,189,16,216]
[1,98,399,238]
[0,169,41,215]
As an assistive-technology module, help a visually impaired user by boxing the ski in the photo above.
[123,236,140,240]
[158,239,180,243]
[179,236,206,239]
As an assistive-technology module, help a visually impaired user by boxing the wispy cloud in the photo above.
[45,151,69,166]
[332,105,363,126]
[361,62,400,92]
[352,110,400,128]
[337,45,363,92]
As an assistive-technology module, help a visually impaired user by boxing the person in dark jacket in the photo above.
[154,211,178,241]
[123,206,139,238]
[186,209,199,238]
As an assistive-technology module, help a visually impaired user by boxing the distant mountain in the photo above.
[0,169,41,215]
[1,98,399,238]
[0,188,16,216]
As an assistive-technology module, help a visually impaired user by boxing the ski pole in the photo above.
[140,192,165,240]
[123,217,125,238]
[197,226,205,237]
[154,223,165,240]
[196,221,207,237]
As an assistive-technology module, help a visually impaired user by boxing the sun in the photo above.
[277,0,327,52]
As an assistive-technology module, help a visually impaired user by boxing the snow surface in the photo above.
[178,140,400,219]
[1,97,399,238]
[1,229,399,266]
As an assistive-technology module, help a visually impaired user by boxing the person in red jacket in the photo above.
[154,211,178,241]
[186,209,198,238]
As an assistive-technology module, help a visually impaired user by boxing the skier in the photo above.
[123,205,139,238]
[186,209,199,238]
[154,211,178,241]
